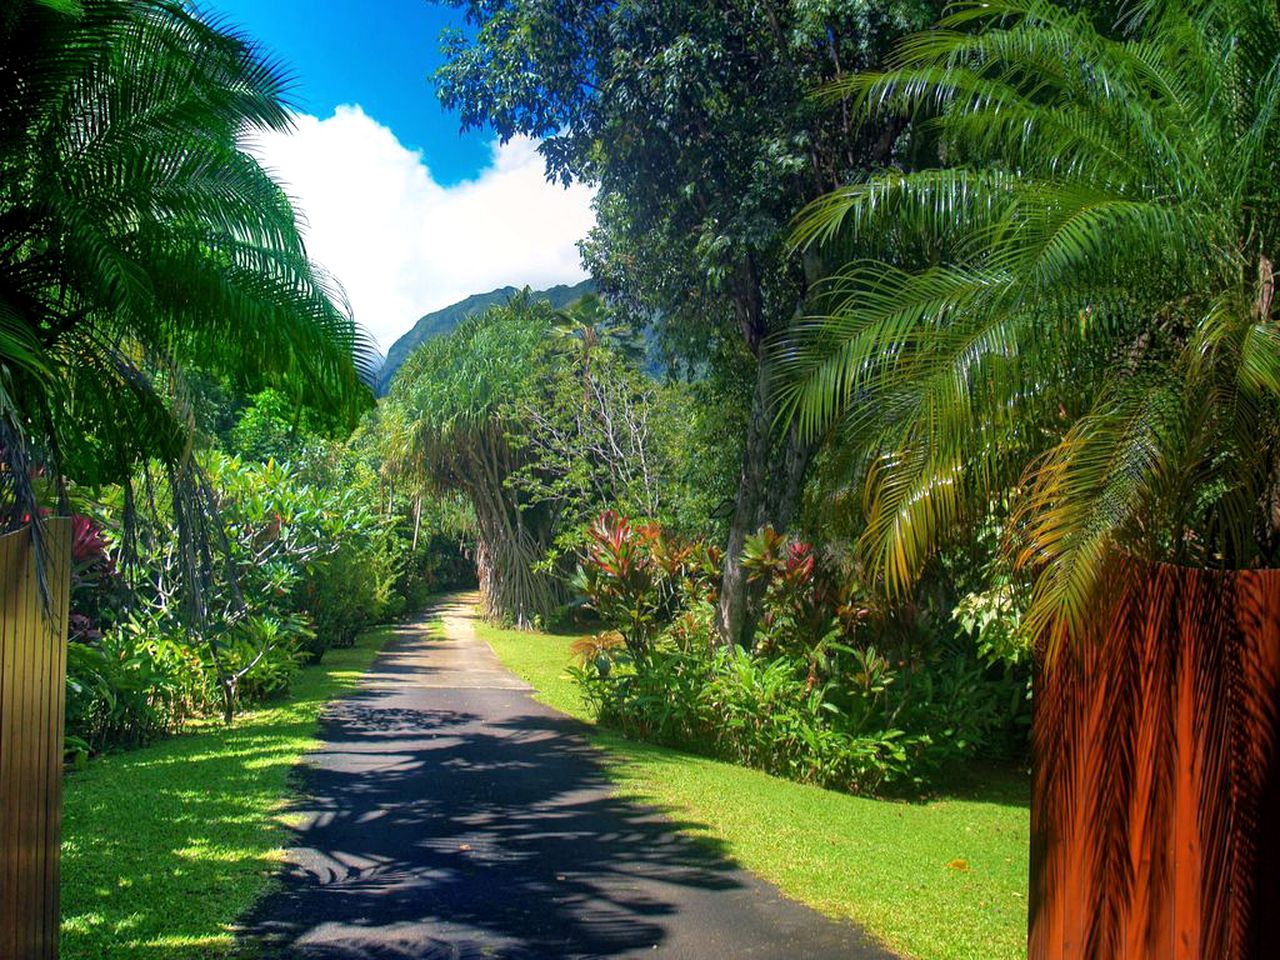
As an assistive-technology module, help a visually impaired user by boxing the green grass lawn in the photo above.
[59,625,396,960]
[477,619,1031,960]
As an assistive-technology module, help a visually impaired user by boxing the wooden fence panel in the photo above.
[0,522,70,960]
[1029,562,1280,959]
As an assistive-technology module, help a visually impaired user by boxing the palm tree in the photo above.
[0,0,374,573]
[778,0,1280,648]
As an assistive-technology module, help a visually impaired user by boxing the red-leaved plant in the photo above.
[741,526,871,685]
[571,511,719,657]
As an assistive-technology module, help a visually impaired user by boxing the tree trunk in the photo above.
[715,257,815,647]
[475,503,559,627]
[717,350,772,647]
[411,493,422,552]
[219,674,237,725]
[715,357,814,646]
[468,437,562,628]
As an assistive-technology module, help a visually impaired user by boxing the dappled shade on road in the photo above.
[239,599,891,959]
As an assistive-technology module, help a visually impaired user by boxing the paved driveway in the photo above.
[240,596,894,959]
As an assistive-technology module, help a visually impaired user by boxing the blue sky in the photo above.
[207,0,487,184]
[204,1,595,351]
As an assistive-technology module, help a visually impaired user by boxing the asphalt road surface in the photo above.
[239,594,894,960]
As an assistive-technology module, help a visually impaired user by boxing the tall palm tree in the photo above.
[0,0,374,575]
[779,0,1280,648]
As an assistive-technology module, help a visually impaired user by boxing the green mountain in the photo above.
[378,279,595,394]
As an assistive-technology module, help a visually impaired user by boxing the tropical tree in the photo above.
[434,0,940,645]
[387,294,563,626]
[779,0,1280,648]
[0,0,374,575]
[508,306,708,560]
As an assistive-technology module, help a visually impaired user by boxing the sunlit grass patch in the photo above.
[480,618,1030,960]
[60,625,395,960]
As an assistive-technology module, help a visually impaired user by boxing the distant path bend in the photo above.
[241,592,895,959]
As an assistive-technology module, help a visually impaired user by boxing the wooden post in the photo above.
[0,521,71,960]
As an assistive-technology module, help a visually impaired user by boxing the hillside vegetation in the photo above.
[377,280,594,392]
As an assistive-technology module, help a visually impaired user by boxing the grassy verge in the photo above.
[477,619,1030,960]
[59,624,396,960]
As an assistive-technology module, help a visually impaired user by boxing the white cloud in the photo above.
[246,105,595,352]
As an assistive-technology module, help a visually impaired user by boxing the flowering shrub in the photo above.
[68,514,121,644]
[64,451,406,751]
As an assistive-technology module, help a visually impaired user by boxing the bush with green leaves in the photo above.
[570,513,1030,793]
[570,511,721,657]
[67,450,404,744]
[65,608,314,759]
[571,610,944,795]
[200,451,402,658]
[65,616,209,759]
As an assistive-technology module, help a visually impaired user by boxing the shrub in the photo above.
[221,613,313,703]
[64,608,313,758]
[201,452,403,659]
[573,617,947,795]
[65,614,212,757]
[570,513,1031,794]
[64,450,409,751]
[570,510,720,656]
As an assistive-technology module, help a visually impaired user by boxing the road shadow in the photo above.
[237,680,747,959]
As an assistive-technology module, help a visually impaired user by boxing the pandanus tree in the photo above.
[0,0,373,704]
[779,0,1280,646]
[388,295,563,626]
[434,0,942,646]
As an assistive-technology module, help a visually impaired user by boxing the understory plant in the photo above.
[66,450,404,748]
[781,0,1280,648]
[570,510,720,656]
[569,513,1029,794]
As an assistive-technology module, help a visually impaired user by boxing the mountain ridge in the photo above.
[378,279,595,393]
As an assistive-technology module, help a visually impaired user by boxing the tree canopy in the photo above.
[0,0,375,542]
[387,294,562,625]
[780,0,1280,647]
[435,0,941,643]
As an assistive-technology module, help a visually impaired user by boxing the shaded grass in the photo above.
[59,625,396,960]
[477,620,1031,960]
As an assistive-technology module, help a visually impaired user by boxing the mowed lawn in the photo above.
[477,619,1031,960]
[59,625,397,960]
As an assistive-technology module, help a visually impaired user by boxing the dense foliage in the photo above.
[781,0,1280,649]
[378,279,594,392]
[384,292,721,626]
[0,0,374,538]
[570,512,1030,794]
[65,424,447,750]
[435,0,943,645]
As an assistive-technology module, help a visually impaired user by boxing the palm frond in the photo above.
[779,0,1280,638]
